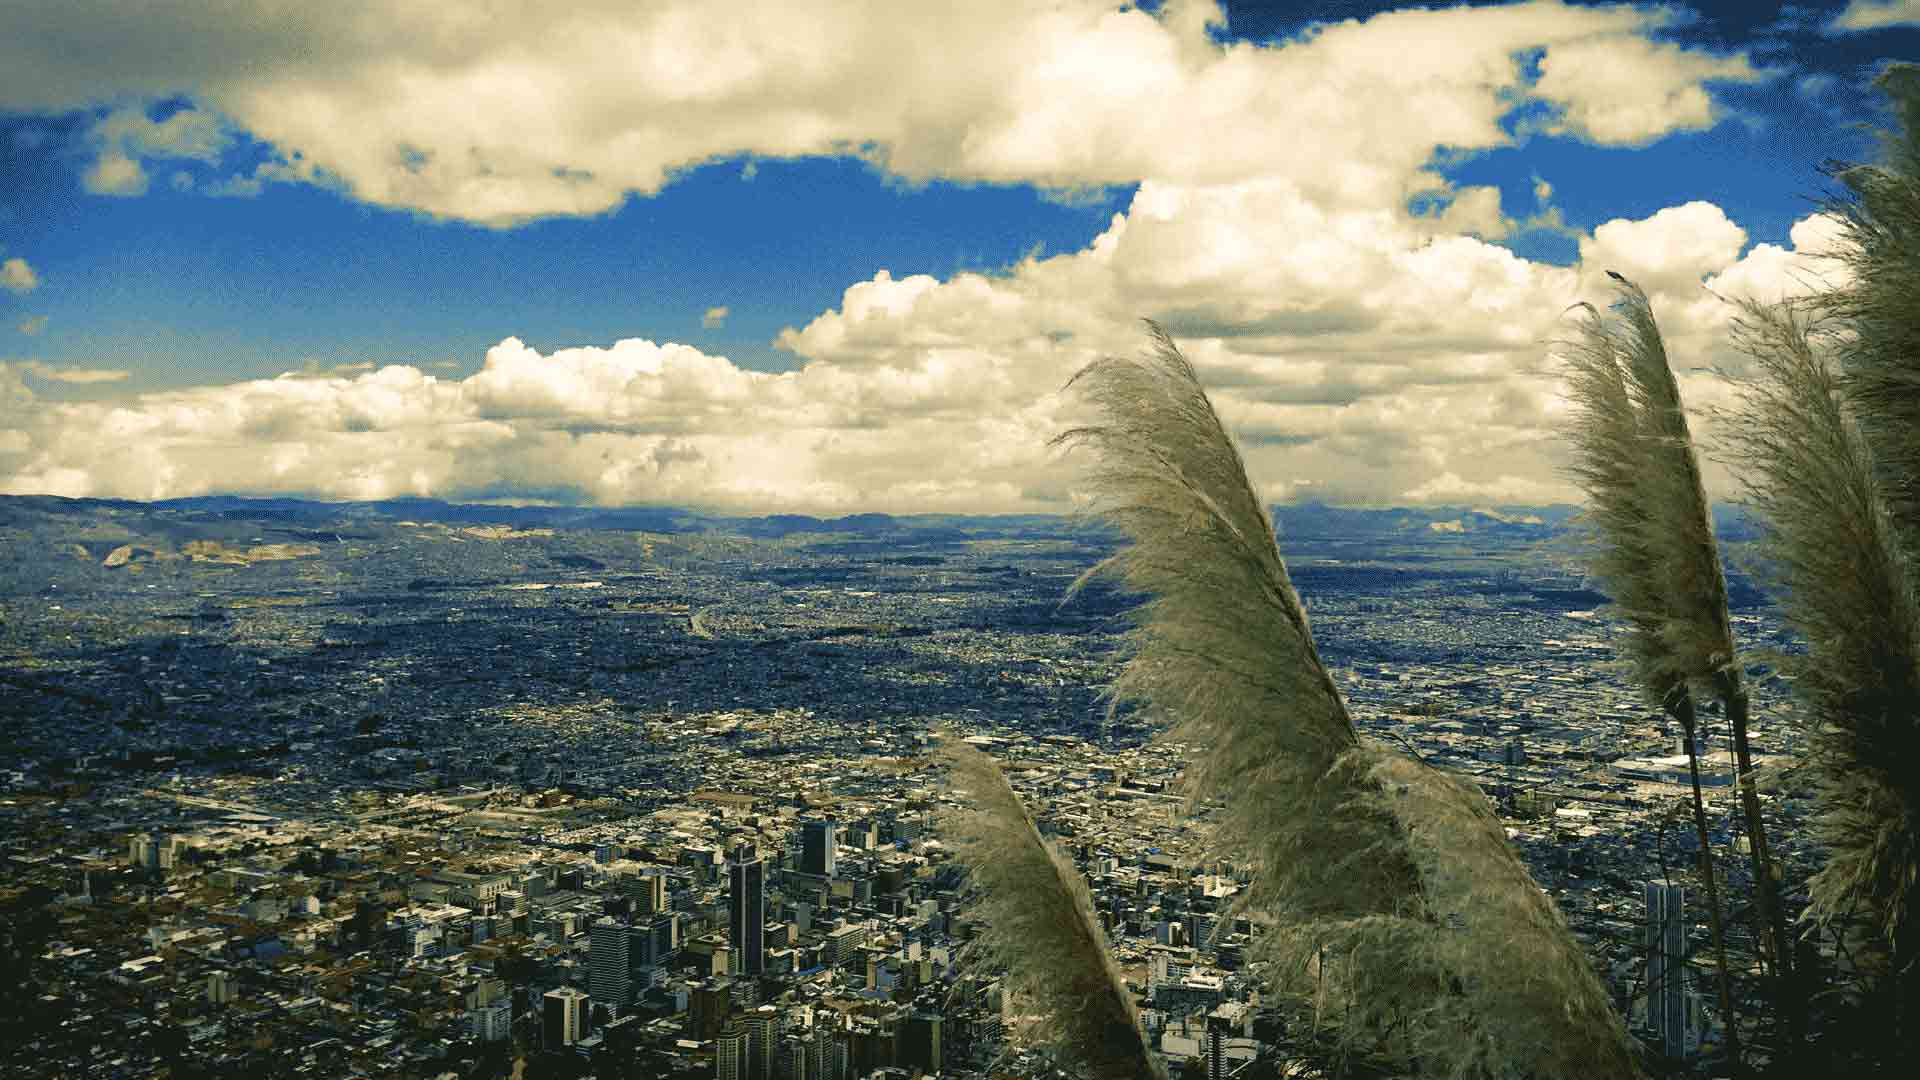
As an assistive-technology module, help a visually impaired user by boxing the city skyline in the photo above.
[1,2,1914,511]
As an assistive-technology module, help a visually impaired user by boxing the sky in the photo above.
[0,0,1916,513]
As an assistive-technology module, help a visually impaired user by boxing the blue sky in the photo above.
[0,1,1915,510]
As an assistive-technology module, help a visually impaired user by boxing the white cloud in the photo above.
[2,188,1817,512]
[0,3,1801,510]
[1829,1,1920,32]
[1578,201,1748,297]
[0,1,1760,225]
[82,104,229,198]
[1,256,38,293]
[1703,212,1850,306]
[15,360,130,384]
[1532,34,1760,144]
[92,104,229,162]
[1403,471,1569,505]
[83,150,149,196]
[17,315,48,336]
[702,306,730,329]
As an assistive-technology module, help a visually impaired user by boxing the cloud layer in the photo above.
[0,192,1843,510]
[2,1,1760,225]
[0,1,1825,511]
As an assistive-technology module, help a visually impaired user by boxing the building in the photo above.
[801,819,838,878]
[730,843,766,976]
[783,1032,833,1080]
[823,922,868,970]
[740,1005,778,1080]
[542,987,589,1048]
[716,1025,749,1080]
[1205,1010,1234,1080]
[627,871,668,915]
[470,1001,512,1042]
[899,1012,941,1074]
[128,833,158,869]
[590,917,632,1007]
[205,970,233,1005]
[689,978,732,1040]
[1645,880,1697,1058]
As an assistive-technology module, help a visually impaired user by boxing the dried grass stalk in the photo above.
[1719,297,1920,987]
[1557,275,1735,701]
[942,739,1165,1080]
[1058,324,1638,1079]
[1823,63,1920,539]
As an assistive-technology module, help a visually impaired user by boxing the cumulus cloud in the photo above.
[92,104,229,162]
[0,0,1760,225]
[83,151,149,196]
[1828,1,1920,32]
[1532,33,1759,144]
[4,189,1817,512]
[81,103,230,197]
[0,2,1801,510]
[1,256,39,293]
[0,331,1075,508]
[702,306,730,329]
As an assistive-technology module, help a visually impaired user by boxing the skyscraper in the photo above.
[1205,1010,1233,1080]
[542,986,588,1047]
[740,1005,777,1080]
[589,916,632,1008]
[729,843,765,976]
[716,1025,749,1080]
[629,871,668,915]
[470,1001,512,1042]
[1644,880,1694,1057]
[801,819,838,878]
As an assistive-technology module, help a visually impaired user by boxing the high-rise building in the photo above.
[470,1001,513,1042]
[1645,880,1696,1058]
[635,911,680,969]
[628,871,668,915]
[823,922,868,970]
[716,1025,749,1080]
[128,833,158,869]
[1205,1010,1234,1080]
[206,970,233,1005]
[900,1012,942,1074]
[801,820,838,878]
[590,917,632,1007]
[740,1005,777,1080]
[542,987,588,1048]
[689,978,732,1040]
[730,843,766,977]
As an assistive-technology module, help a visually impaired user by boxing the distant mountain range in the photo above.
[0,493,1765,543]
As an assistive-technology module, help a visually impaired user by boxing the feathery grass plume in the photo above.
[1553,277,1747,1055]
[941,738,1164,1080]
[1718,297,1920,1026]
[1823,64,1920,538]
[1564,275,1737,695]
[1058,323,1638,1079]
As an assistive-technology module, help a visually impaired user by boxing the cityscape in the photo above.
[2,2,1912,1077]
[0,494,1813,1078]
